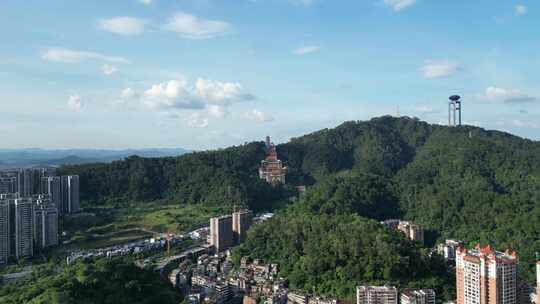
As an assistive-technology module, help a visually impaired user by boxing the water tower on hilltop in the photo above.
[448,95,462,127]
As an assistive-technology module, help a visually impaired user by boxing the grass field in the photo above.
[59,200,231,252]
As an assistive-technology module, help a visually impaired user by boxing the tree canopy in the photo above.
[61,115,540,287]
[0,259,180,304]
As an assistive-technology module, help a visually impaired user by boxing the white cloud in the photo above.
[293,46,320,55]
[101,64,118,75]
[67,95,83,112]
[145,80,189,99]
[383,0,417,11]
[163,12,230,39]
[511,119,539,129]
[416,105,437,114]
[42,48,128,64]
[515,4,528,16]
[121,88,137,99]
[115,88,140,107]
[482,87,513,101]
[195,78,253,104]
[143,79,203,110]
[142,78,253,111]
[420,61,460,79]
[187,113,209,128]
[206,104,228,118]
[139,0,153,6]
[98,17,146,35]
[244,109,274,122]
[480,87,537,103]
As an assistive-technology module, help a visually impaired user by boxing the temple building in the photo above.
[259,137,287,185]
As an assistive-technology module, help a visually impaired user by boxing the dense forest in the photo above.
[60,116,540,290]
[0,259,180,303]
[233,201,454,300]
[59,143,295,212]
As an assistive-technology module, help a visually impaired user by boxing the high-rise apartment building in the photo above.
[232,209,253,244]
[456,245,517,304]
[210,215,233,252]
[61,175,80,214]
[0,171,63,263]
[0,170,19,192]
[0,177,16,194]
[17,168,46,197]
[357,286,398,304]
[41,176,61,208]
[0,196,11,264]
[13,198,34,259]
[400,290,435,304]
[17,169,31,197]
[33,206,59,250]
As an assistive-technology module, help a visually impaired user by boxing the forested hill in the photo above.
[276,116,540,281]
[59,142,294,212]
[63,116,539,205]
[61,116,540,279]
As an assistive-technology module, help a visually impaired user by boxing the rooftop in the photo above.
[357,286,397,291]
[458,244,517,261]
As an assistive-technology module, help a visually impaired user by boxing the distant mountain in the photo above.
[0,148,190,169]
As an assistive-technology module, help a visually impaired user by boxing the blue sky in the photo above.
[1,0,539,150]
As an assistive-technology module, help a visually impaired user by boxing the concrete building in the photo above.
[233,209,253,244]
[437,240,463,260]
[41,176,61,208]
[357,286,398,304]
[243,296,257,304]
[216,281,232,304]
[456,245,517,304]
[397,221,424,244]
[0,177,16,194]
[381,220,424,244]
[400,290,435,304]
[169,268,182,288]
[61,175,80,214]
[16,168,52,197]
[210,215,233,252]
[13,198,34,259]
[33,206,59,250]
[309,297,338,304]
[516,278,533,304]
[288,291,309,304]
[0,196,11,264]
[17,169,32,197]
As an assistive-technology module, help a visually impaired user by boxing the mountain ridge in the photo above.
[0,147,190,169]
[59,116,540,283]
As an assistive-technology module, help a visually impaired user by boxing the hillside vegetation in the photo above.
[0,259,180,304]
[60,143,294,212]
[61,116,540,287]
[234,203,454,300]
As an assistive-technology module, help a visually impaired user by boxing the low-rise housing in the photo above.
[400,290,435,304]
[357,286,398,304]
